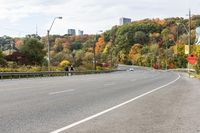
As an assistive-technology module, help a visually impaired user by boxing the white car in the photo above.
[129,68,134,71]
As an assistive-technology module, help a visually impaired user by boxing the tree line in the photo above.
[1,16,200,72]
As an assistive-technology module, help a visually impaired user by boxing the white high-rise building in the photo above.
[120,17,131,25]
[78,30,84,36]
[68,29,76,36]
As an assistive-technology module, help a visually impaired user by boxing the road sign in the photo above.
[185,45,189,54]
[187,54,197,65]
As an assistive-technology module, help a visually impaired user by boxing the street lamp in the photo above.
[177,9,192,54]
[47,17,62,71]
[93,30,103,71]
[176,9,192,75]
[188,9,192,54]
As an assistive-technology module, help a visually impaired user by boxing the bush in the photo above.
[59,60,71,67]
[195,56,200,74]
[0,58,7,67]
[7,61,18,68]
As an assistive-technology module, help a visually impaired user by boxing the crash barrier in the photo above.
[0,70,119,80]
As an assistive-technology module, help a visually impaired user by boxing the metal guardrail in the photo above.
[168,68,195,72]
[0,70,119,80]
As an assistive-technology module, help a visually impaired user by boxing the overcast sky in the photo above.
[0,0,199,37]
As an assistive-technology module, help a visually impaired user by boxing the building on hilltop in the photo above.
[68,29,76,36]
[78,30,84,36]
[120,17,131,25]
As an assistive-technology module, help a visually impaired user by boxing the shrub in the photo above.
[59,60,71,67]
[195,56,200,74]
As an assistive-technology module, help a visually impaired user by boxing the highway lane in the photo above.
[65,73,200,133]
[0,69,179,133]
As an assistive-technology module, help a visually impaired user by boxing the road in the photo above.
[0,68,200,133]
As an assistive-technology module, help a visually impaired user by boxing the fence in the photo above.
[0,70,119,80]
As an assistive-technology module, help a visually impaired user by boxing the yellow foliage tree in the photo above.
[60,60,71,67]
[192,45,200,55]
[128,44,142,63]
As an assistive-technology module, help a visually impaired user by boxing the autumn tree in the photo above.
[0,51,7,66]
[128,44,142,65]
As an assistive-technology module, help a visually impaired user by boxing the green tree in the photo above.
[25,34,41,40]
[70,41,82,51]
[0,36,14,51]
[0,51,7,66]
[55,43,64,53]
[134,31,149,45]
[19,38,45,65]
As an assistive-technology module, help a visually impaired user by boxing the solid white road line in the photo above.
[49,89,74,95]
[50,74,181,133]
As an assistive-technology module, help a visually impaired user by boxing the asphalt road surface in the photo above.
[0,68,200,133]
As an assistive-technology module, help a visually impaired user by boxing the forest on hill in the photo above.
[1,16,200,72]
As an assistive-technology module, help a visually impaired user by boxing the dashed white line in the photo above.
[103,82,115,86]
[49,89,75,95]
[130,79,137,82]
[50,74,181,133]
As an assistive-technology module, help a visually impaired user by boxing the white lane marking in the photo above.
[0,86,40,92]
[49,89,74,95]
[103,82,115,86]
[50,74,181,133]
[130,79,137,82]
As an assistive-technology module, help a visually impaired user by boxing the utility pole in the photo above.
[47,17,62,71]
[189,9,192,54]
[47,30,50,71]
[188,9,192,77]
[36,25,38,35]
[166,44,168,70]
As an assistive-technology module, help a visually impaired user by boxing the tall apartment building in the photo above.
[120,17,131,25]
[78,30,84,36]
[68,29,76,36]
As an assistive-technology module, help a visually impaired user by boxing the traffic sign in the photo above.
[185,45,189,54]
[187,54,197,65]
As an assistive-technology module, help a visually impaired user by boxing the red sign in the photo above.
[187,54,197,65]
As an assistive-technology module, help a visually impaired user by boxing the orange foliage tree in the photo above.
[15,38,23,48]
[95,36,105,53]
[128,44,142,63]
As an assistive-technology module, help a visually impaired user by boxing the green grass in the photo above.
[191,73,200,79]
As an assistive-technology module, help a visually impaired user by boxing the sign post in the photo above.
[186,54,197,77]
[187,54,197,65]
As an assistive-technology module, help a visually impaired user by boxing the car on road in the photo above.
[128,68,134,71]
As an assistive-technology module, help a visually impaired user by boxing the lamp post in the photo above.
[47,17,62,71]
[177,22,189,47]
[188,9,192,54]
[93,30,103,71]
[177,9,192,75]
[188,9,192,76]
[177,9,192,53]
